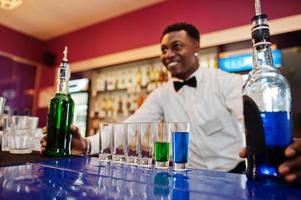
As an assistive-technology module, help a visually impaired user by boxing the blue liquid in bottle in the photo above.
[261,111,292,146]
[254,111,292,178]
[172,132,189,163]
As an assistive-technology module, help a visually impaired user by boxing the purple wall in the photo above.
[0,56,36,115]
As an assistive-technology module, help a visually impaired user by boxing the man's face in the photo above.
[160,30,199,80]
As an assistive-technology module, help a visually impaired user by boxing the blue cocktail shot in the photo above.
[172,131,189,171]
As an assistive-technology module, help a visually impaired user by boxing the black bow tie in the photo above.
[173,76,197,92]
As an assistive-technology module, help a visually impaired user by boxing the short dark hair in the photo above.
[161,22,200,42]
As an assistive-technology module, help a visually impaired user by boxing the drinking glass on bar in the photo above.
[9,116,39,154]
[99,122,113,163]
[125,123,139,165]
[154,122,171,169]
[111,123,126,164]
[1,108,11,151]
[172,122,189,171]
[138,122,153,168]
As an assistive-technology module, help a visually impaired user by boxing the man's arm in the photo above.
[88,87,165,155]
[125,87,164,123]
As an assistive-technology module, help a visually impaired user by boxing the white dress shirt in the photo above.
[89,67,245,172]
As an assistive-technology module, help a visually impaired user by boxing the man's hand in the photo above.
[40,127,47,154]
[239,147,247,159]
[239,139,301,184]
[40,125,89,156]
[278,139,301,183]
[70,125,89,155]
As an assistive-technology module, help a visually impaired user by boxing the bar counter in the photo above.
[0,151,72,167]
[0,156,300,199]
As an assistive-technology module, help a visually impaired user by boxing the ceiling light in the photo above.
[0,0,22,10]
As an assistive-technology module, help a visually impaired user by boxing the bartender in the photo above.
[42,22,245,173]
[41,23,301,183]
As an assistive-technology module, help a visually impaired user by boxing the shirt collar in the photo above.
[171,66,201,82]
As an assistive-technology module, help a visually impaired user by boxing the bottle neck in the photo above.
[57,79,69,94]
[252,44,274,70]
[251,14,275,70]
[56,61,70,94]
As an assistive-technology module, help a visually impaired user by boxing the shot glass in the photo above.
[125,123,139,165]
[154,122,171,169]
[111,123,126,163]
[1,115,11,151]
[138,122,153,167]
[172,122,190,171]
[99,122,113,163]
[9,116,39,154]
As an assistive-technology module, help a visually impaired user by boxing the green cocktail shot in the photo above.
[154,141,170,168]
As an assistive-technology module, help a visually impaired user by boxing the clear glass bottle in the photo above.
[243,0,292,179]
[45,47,75,157]
[243,0,292,180]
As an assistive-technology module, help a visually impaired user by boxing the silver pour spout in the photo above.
[255,0,262,16]
[63,46,68,62]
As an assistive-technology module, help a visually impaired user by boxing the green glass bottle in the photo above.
[45,47,75,157]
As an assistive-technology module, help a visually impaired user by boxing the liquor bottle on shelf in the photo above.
[162,67,169,82]
[23,108,31,116]
[136,91,145,108]
[44,47,75,157]
[107,73,114,91]
[130,94,137,114]
[136,67,142,87]
[154,65,161,84]
[96,74,104,92]
[158,67,165,83]
[125,94,131,116]
[120,70,127,89]
[103,73,108,92]
[150,65,156,83]
[243,0,292,180]
[127,70,134,93]
[146,66,153,92]
[117,96,123,114]
[90,111,100,135]
[114,72,119,90]
[101,97,108,118]
[133,67,141,94]
[107,95,114,119]
[141,67,149,88]
[12,108,19,116]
